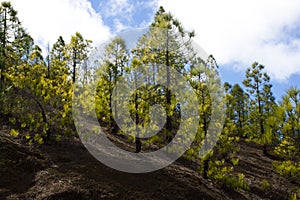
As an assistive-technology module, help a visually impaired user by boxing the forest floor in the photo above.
[0,117,298,200]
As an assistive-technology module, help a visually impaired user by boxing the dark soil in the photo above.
[0,119,298,199]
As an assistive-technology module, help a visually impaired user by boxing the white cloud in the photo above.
[113,18,130,32]
[101,0,134,19]
[10,0,111,52]
[158,0,300,81]
[98,0,159,32]
[9,0,300,82]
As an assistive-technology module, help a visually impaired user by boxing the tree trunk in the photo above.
[72,51,77,83]
[263,144,269,156]
[203,159,209,179]
[134,76,141,153]
[14,87,50,142]
[135,137,141,153]
[165,31,172,143]
[0,9,7,85]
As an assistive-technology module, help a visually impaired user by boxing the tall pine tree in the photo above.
[243,62,275,155]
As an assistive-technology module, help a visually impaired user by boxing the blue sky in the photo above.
[90,0,157,32]
[90,0,300,101]
[10,0,300,101]
[219,66,300,101]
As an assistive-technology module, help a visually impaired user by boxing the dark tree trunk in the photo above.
[14,87,50,142]
[0,10,7,86]
[135,137,142,153]
[203,159,209,179]
[165,32,172,143]
[72,51,77,83]
[134,76,141,153]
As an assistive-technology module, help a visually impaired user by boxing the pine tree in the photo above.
[6,41,73,143]
[95,37,128,132]
[67,32,92,83]
[228,83,250,137]
[29,45,44,65]
[52,36,67,63]
[189,56,213,179]
[275,87,300,160]
[0,1,33,112]
[243,62,275,155]
[50,36,69,81]
[0,1,19,83]
[272,87,300,189]
[132,6,195,143]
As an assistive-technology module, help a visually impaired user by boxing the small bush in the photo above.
[273,161,300,184]
[261,179,272,192]
[208,160,249,191]
[290,188,300,200]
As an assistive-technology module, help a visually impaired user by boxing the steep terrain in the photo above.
[0,119,298,200]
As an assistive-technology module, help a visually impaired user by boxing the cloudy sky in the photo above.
[8,0,300,99]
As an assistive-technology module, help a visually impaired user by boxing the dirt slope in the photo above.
[0,122,298,199]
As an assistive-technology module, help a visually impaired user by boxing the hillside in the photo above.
[1,2,300,200]
[0,118,298,200]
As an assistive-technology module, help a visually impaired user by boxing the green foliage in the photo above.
[261,179,272,192]
[186,56,243,187]
[273,161,300,184]
[3,42,73,143]
[290,188,300,200]
[0,1,33,111]
[272,88,300,198]
[225,83,250,138]
[243,62,276,155]
[274,87,300,159]
[0,3,91,145]
[4,3,300,195]
[9,129,19,137]
[67,32,92,83]
[95,37,128,131]
[209,162,249,191]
